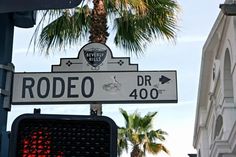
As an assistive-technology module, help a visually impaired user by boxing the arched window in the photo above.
[223,49,233,98]
[214,115,223,139]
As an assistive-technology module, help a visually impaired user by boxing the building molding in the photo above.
[193,2,236,157]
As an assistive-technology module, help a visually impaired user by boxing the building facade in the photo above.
[193,2,236,157]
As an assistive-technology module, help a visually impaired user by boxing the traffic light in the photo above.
[13,11,36,28]
[9,113,117,157]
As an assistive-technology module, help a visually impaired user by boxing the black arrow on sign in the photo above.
[159,75,171,84]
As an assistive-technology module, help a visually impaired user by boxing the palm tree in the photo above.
[118,108,169,157]
[33,0,179,55]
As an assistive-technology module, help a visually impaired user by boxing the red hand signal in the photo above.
[22,129,63,157]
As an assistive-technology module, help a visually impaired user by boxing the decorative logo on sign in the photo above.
[84,48,107,68]
[103,76,122,93]
[51,42,138,72]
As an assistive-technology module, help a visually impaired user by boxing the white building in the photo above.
[193,1,236,157]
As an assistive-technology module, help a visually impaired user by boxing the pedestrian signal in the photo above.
[9,114,117,157]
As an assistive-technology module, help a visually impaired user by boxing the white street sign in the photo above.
[11,43,178,105]
[12,71,177,104]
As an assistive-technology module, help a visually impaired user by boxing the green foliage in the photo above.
[118,108,169,157]
[34,6,90,54]
[33,0,179,55]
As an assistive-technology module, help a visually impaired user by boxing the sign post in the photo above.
[0,13,15,157]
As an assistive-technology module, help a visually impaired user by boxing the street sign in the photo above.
[12,71,177,104]
[0,0,82,13]
[11,43,178,104]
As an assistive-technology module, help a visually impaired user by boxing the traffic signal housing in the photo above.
[9,113,117,157]
[0,0,82,13]
[13,11,36,28]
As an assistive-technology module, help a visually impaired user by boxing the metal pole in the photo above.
[90,103,102,116]
[0,13,14,157]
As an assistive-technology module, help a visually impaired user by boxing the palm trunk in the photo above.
[131,145,142,157]
[89,0,109,115]
[89,0,109,43]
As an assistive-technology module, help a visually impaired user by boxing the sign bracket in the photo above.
[0,63,14,72]
[0,63,14,110]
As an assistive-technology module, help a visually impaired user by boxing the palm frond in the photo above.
[145,143,169,154]
[130,111,142,131]
[139,111,157,131]
[155,129,168,141]
[34,6,91,54]
[113,15,149,56]
[119,108,130,128]
[33,5,91,54]
[111,0,179,55]
[117,128,129,156]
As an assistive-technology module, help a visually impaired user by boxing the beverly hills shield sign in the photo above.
[11,43,178,104]
[83,47,107,67]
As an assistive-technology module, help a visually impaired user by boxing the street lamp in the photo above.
[220,3,236,16]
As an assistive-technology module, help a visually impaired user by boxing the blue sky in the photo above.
[8,0,224,156]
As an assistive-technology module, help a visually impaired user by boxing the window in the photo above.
[214,115,223,139]
[223,49,233,98]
